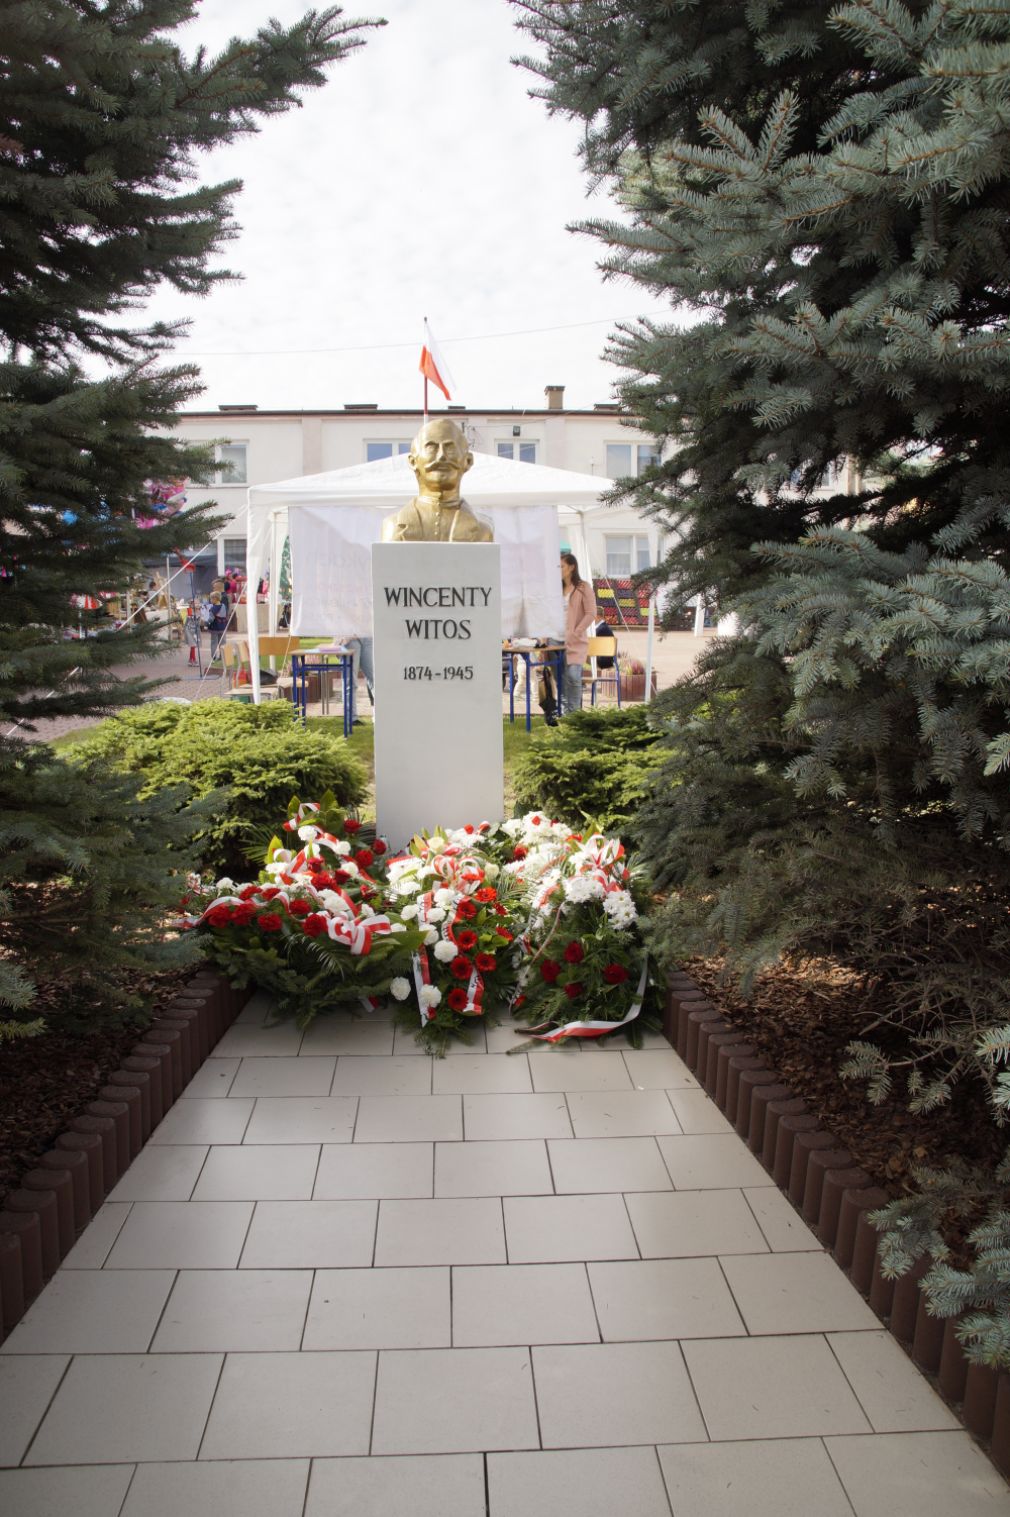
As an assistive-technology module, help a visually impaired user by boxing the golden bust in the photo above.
[380,418,493,543]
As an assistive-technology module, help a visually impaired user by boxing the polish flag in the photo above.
[419,319,455,402]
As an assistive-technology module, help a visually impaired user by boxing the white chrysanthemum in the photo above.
[564,873,605,905]
[390,922,407,933]
[433,887,454,906]
[341,859,360,877]
[419,984,441,1008]
[502,818,524,838]
[215,877,235,892]
[432,939,457,963]
[424,927,439,946]
[400,902,419,920]
[389,976,411,1001]
[330,838,350,857]
[603,890,638,928]
[297,824,318,841]
[359,902,374,918]
[426,907,446,924]
[320,890,345,913]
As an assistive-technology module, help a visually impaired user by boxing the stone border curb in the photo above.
[0,970,252,1344]
[662,969,1010,1479]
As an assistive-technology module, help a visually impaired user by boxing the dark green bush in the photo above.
[68,700,367,877]
[1,747,210,1029]
[512,705,667,837]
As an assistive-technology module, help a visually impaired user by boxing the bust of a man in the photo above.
[380,418,493,543]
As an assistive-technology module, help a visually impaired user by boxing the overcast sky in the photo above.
[140,0,668,413]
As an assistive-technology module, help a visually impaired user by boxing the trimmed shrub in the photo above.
[512,705,666,837]
[68,700,367,877]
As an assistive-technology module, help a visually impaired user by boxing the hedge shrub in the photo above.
[68,700,367,877]
[511,705,667,837]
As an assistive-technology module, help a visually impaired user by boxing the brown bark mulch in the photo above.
[685,955,1004,1204]
[0,966,199,1208]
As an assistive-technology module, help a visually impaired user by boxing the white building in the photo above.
[170,386,663,590]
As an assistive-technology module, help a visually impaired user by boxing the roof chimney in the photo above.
[545,385,565,412]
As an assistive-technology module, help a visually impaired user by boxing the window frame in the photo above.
[495,440,538,464]
[213,441,248,485]
[365,440,412,462]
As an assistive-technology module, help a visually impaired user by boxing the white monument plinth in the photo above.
[372,542,504,847]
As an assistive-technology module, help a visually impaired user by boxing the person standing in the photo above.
[560,552,597,715]
[203,591,228,661]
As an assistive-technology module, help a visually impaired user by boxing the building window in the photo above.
[220,538,247,574]
[366,441,411,462]
[605,442,659,478]
[214,442,247,484]
[496,441,537,463]
[604,534,652,577]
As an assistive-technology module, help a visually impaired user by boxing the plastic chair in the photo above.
[584,635,622,707]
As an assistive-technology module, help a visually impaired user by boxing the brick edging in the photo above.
[0,970,252,1344]
[662,970,1010,1477]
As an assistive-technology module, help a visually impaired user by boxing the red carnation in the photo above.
[289,899,311,917]
[260,886,280,901]
[464,824,475,834]
[455,928,478,951]
[239,884,259,901]
[563,941,585,965]
[426,1007,437,1021]
[476,952,497,973]
[495,927,513,942]
[355,848,374,868]
[602,963,629,985]
[232,902,256,925]
[303,913,328,937]
[540,959,561,983]
[450,955,472,980]
[447,986,468,1011]
[314,872,335,889]
[456,899,477,919]
[343,818,361,834]
[257,913,283,933]
[373,839,387,856]
[475,886,497,903]
[332,870,349,885]
[564,981,584,1000]
[513,845,527,861]
[206,904,234,928]
[531,815,542,825]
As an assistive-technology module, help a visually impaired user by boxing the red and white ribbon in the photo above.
[513,957,649,1046]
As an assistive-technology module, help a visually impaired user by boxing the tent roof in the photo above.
[247,448,609,512]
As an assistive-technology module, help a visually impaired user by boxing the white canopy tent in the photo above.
[243,450,657,704]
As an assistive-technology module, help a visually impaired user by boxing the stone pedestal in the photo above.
[372,543,503,846]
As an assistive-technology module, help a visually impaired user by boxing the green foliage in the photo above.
[520,0,1010,1345]
[67,699,367,877]
[511,705,666,836]
[0,744,210,1029]
[1,0,377,1030]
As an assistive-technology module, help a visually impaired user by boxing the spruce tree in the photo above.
[0,2,379,1019]
[516,0,1010,1352]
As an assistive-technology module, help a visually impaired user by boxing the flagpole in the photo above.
[423,315,429,420]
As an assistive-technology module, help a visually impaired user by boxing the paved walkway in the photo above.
[2,999,1007,1516]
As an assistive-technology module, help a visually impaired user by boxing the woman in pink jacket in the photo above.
[560,552,597,716]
